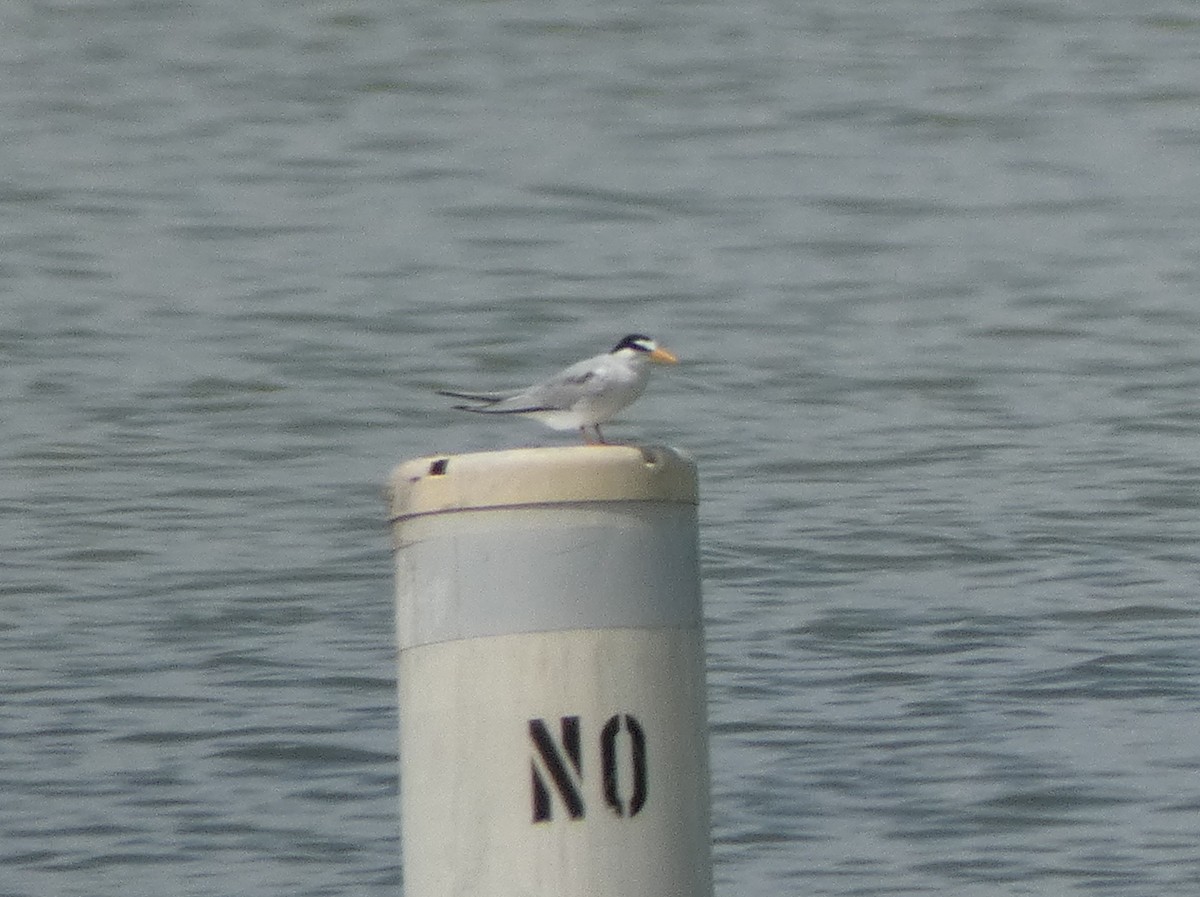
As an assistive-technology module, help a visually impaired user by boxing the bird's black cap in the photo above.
[612,334,654,353]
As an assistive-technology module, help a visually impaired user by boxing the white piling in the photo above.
[387,444,713,897]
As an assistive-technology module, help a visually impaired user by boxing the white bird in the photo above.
[439,334,678,444]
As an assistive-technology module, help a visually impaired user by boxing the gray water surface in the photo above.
[6,1,1200,895]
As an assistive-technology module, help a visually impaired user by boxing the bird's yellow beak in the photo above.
[649,346,678,364]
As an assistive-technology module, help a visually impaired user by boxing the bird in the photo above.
[438,334,678,444]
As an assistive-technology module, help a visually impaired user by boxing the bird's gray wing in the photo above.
[441,352,606,413]
[490,357,607,411]
[438,381,574,415]
[436,388,515,404]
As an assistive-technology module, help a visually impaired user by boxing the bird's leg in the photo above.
[594,425,607,444]
[579,426,593,445]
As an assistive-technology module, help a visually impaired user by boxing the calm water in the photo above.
[5,0,1200,894]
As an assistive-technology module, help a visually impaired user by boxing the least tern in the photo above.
[439,334,678,444]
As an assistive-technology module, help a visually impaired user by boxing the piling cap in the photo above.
[387,444,697,521]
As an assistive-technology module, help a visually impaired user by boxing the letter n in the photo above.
[529,716,585,822]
